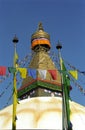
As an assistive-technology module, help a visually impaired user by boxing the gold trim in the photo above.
[31,30,50,41]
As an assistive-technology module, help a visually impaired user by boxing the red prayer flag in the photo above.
[48,70,57,80]
[0,66,6,76]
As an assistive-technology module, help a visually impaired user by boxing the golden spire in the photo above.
[31,22,51,50]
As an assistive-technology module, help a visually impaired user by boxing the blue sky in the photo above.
[0,0,85,109]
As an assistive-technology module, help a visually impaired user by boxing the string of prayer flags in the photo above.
[0,66,6,76]
[48,70,57,80]
[28,69,36,79]
[38,69,47,80]
[69,70,78,80]
[8,67,27,79]
[17,68,27,79]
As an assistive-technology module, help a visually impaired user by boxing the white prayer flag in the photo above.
[38,69,47,80]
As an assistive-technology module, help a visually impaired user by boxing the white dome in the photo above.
[0,97,85,129]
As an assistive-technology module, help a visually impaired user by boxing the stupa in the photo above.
[0,23,85,130]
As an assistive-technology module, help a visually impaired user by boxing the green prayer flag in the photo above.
[8,67,16,73]
[61,58,72,129]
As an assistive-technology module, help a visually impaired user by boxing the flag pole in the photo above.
[56,41,65,130]
[56,41,72,130]
[12,35,19,130]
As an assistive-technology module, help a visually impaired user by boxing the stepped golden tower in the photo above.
[18,23,62,99]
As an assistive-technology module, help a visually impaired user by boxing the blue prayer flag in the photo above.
[28,69,36,79]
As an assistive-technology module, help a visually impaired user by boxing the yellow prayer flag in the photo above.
[14,51,19,67]
[69,70,78,80]
[18,68,27,79]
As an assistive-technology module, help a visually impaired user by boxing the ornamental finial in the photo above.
[12,34,19,44]
[56,40,62,49]
[38,22,44,31]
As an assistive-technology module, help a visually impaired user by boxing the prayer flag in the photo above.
[17,68,27,79]
[38,69,47,80]
[60,58,71,128]
[8,67,16,73]
[14,51,19,67]
[81,71,85,74]
[48,70,57,80]
[0,66,6,76]
[69,70,78,80]
[28,69,36,79]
